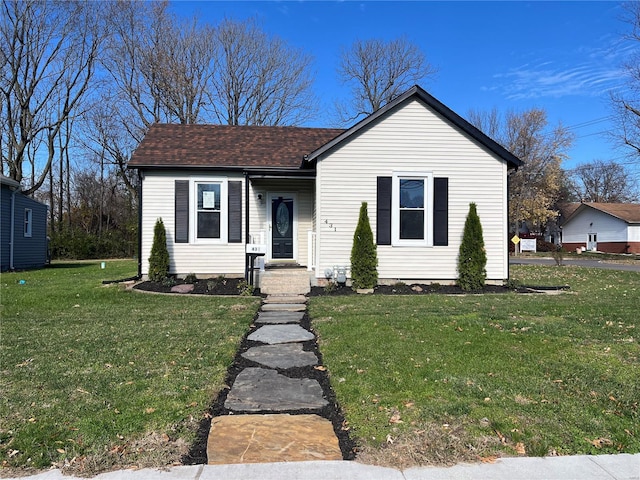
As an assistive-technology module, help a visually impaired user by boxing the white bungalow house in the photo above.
[561,202,640,254]
[129,85,522,287]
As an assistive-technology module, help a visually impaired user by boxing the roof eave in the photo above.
[0,174,21,190]
[129,164,311,175]
[562,203,638,226]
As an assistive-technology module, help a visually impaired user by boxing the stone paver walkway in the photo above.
[207,293,343,464]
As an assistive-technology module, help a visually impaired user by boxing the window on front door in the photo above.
[271,197,293,259]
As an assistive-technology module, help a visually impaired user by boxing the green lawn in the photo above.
[0,260,259,473]
[310,265,639,466]
[2,262,638,473]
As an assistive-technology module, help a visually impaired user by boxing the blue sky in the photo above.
[172,1,636,172]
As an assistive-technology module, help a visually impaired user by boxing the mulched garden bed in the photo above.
[308,282,542,296]
[133,276,254,295]
[133,278,568,297]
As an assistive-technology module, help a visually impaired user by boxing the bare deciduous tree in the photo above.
[611,1,640,159]
[0,0,102,195]
[336,37,436,123]
[569,159,639,202]
[91,1,216,194]
[101,1,215,131]
[142,16,215,125]
[211,18,317,126]
[468,108,575,232]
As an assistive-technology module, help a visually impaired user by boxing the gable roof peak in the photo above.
[567,202,640,224]
[304,84,523,170]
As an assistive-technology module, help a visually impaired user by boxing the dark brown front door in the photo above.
[272,197,293,259]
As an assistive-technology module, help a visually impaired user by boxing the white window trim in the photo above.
[190,178,228,244]
[24,208,33,238]
[391,172,433,247]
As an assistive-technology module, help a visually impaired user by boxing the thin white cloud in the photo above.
[489,38,632,100]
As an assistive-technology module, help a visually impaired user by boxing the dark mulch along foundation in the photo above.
[310,283,518,296]
[134,277,255,296]
[182,310,357,465]
[134,277,568,297]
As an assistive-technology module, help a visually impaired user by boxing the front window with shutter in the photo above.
[399,179,425,239]
[196,182,221,239]
[174,178,242,244]
[391,172,433,246]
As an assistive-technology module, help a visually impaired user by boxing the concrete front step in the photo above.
[263,295,307,304]
[260,283,310,295]
[259,268,311,295]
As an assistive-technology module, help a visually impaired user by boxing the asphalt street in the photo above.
[510,257,640,272]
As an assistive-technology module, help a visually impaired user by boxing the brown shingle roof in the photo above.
[558,202,580,220]
[128,124,345,169]
[582,203,640,223]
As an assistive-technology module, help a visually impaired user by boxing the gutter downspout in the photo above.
[244,170,250,281]
[9,188,16,270]
[137,170,143,279]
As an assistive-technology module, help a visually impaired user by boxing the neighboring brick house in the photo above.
[129,85,522,285]
[561,202,640,254]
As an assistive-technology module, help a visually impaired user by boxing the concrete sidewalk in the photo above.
[9,454,639,480]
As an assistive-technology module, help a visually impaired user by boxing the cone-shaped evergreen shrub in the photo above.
[148,218,170,282]
[350,202,378,289]
[457,203,487,291]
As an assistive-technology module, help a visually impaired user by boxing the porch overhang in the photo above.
[245,167,315,180]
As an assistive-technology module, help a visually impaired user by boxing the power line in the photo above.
[563,116,613,131]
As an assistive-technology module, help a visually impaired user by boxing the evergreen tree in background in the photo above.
[350,202,378,289]
[457,203,487,291]
[148,218,170,281]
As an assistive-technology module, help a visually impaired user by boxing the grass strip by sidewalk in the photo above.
[0,260,259,474]
[310,265,639,467]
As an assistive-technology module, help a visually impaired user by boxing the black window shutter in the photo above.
[433,177,448,246]
[376,176,392,245]
[175,180,189,243]
[228,181,242,243]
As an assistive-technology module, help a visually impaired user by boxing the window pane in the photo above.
[400,210,424,239]
[197,184,220,210]
[400,179,424,208]
[197,211,220,238]
[24,209,32,236]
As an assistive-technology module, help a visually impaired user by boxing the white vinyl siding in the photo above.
[140,171,245,277]
[316,98,509,282]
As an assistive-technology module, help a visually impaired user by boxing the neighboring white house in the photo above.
[561,202,640,254]
[129,85,522,286]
